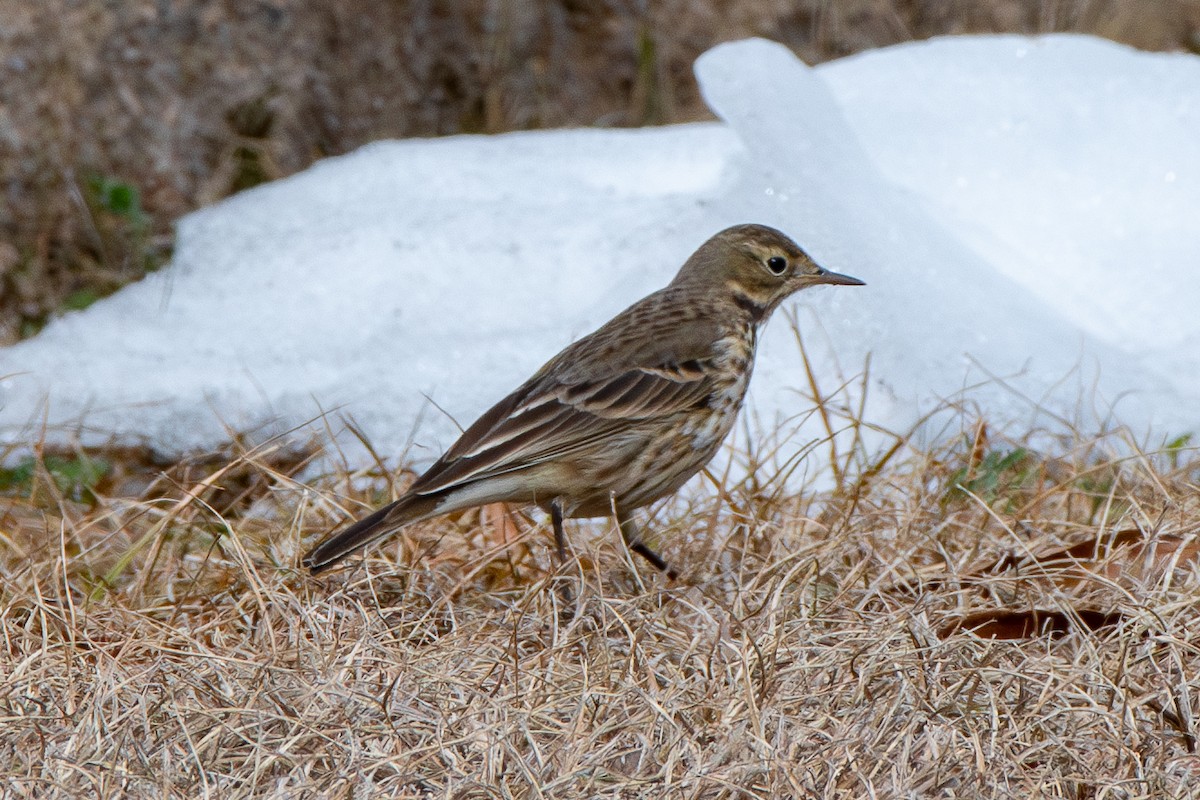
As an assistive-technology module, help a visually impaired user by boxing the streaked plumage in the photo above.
[303,224,864,577]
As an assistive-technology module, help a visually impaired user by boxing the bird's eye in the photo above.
[766,256,788,275]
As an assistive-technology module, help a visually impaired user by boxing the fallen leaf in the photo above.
[939,608,1124,639]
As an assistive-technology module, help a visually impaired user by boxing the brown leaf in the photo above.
[478,502,524,548]
[939,608,1125,639]
[891,529,1200,595]
[1033,531,1200,587]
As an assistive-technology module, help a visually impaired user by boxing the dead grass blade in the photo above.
[3,391,1200,796]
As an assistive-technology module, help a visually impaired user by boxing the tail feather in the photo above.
[303,493,441,573]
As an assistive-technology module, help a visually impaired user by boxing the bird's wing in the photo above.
[408,298,725,496]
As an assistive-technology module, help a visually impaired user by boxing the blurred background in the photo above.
[2,0,1198,346]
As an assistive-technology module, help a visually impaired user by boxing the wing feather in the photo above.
[407,288,729,497]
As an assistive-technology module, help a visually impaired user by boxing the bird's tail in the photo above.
[302,492,442,574]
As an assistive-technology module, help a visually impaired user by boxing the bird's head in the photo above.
[672,223,864,320]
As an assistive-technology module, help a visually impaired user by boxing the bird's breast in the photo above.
[689,329,756,447]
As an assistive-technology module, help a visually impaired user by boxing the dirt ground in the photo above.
[1,0,1198,343]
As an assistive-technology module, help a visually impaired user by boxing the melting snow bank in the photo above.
[1,34,1197,477]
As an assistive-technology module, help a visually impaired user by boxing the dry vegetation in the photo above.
[4,1,1200,796]
[2,395,1199,798]
[3,0,1199,341]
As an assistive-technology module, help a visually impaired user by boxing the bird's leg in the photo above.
[615,505,678,580]
[550,499,567,564]
[548,499,578,610]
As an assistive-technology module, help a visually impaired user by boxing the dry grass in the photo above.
[2,394,1199,798]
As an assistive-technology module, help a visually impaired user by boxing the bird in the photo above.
[303,223,864,578]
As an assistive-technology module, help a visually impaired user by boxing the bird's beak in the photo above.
[812,267,866,286]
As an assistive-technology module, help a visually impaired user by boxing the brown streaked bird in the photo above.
[303,223,864,578]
